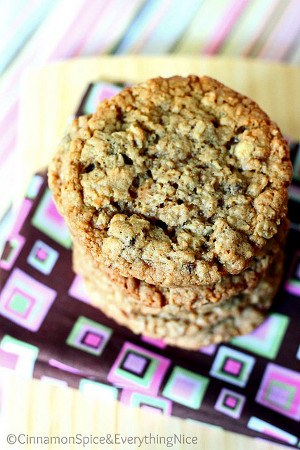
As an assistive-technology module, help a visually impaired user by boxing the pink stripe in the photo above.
[11,198,33,235]
[93,0,140,53]
[0,134,17,167]
[0,59,36,133]
[49,359,83,375]
[48,0,107,60]
[0,2,105,166]
[242,0,282,57]
[0,103,18,135]
[0,74,25,117]
[202,0,250,54]
[261,428,290,443]
[0,1,90,106]
[258,0,300,59]
[0,3,94,121]
[0,2,65,107]
[72,1,111,56]
[133,0,174,52]
[0,123,16,150]
[79,0,137,53]
[0,107,18,164]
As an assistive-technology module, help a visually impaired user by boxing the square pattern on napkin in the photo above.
[0,82,299,448]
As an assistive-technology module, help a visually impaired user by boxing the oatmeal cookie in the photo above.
[73,217,288,309]
[78,255,284,350]
[49,75,292,286]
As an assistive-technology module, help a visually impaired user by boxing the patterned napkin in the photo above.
[0,83,299,448]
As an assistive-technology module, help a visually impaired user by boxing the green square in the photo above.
[9,294,30,314]
[162,366,209,409]
[66,316,112,356]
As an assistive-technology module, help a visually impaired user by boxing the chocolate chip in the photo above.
[132,176,140,188]
[84,164,96,173]
[237,126,249,134]
[156,220,167,230]
[122,154,133,165]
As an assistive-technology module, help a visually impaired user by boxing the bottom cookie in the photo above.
[74,249,284,350]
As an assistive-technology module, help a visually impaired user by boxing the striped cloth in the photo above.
[0,0,299,222]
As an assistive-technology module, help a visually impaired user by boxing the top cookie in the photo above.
[48,75,292,286]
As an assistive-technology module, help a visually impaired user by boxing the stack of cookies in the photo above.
[48,75,292,350]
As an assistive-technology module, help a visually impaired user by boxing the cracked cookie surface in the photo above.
[73,217,288,309]
[49,75,292,286]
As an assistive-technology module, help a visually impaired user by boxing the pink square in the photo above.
[0,348,19,370]
[83,332,102,348]
[45,197,65,224]
[68,275,91,303]
[36,247,48,261]
[108,342,170,395]
[223,359,242,376]
[96,86,121,102]
[224,396,238,408]
[256,363,300,420]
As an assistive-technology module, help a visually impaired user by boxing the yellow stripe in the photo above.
[173,0,231,54]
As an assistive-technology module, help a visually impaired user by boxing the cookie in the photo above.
[49,75,292,286]
[73,242,284,317]
[77,255,284,350]
[73,217,288,309]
